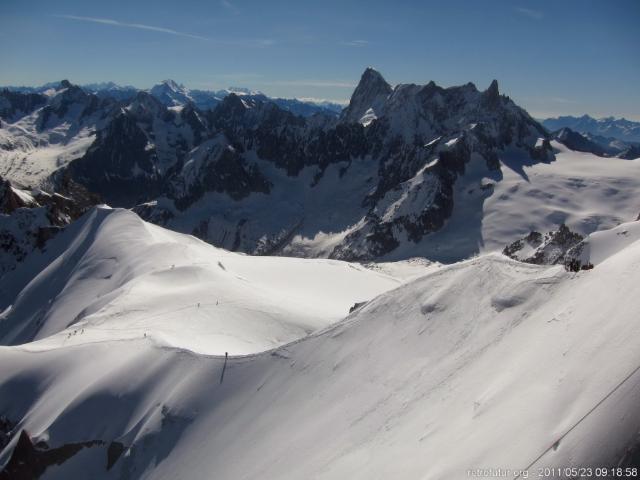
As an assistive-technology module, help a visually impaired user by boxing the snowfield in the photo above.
[0,207,407,354]
[1,208,640,478]
[0,104,99,189]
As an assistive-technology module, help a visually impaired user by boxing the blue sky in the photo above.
[1,0,638,119]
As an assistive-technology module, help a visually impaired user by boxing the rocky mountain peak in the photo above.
[129,91,165,115]
[149,80,191,107]
[484,79,499,103]
[359,67,391,90]
[216,93,249,115]
[160,79,182,91]
[341,67,392,124]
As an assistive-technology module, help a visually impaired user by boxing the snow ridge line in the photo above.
[513,361,640,478]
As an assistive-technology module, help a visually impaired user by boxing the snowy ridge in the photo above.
[569,219,640,267]
[0,207,407,354]
[1,217,640,477]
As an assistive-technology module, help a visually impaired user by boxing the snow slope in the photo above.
[0,207,405,355]
[395,141,640,262]
[571,219,640,266]
[1,219,640,478]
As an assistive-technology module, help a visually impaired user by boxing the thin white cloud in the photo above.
[53,14,211,41]
[341,39,369,47]
[515,7,544,19]
[220,0,240,14]
[52,14,273,47]
[297,97,350,106]
[262,80,357,88]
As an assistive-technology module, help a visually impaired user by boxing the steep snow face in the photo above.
[1,230,639,478]
[0,207,406,354]
[569,219,640,266]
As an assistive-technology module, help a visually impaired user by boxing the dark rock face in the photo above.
[0,430,103,480]
[65,91,210,207]
[618,144,640,160]
[37,82,117,132]
[173,146,271,210]
[483,79,501,108]
[0,416,14,451]
[67,113,161,206]
[503,224,585,267]
[107,441,126,470]
[0,89,47,120]
[0,175,98,276]
[341,67,393,124]
[552,127,609,156]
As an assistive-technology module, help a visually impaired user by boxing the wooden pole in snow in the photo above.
[220,352,228,384]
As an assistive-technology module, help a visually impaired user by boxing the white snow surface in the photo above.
[0,115,96,188]
[0,218,639,478]
[0,207,405,355]
[573,219,640,266]
[0,85,111,188]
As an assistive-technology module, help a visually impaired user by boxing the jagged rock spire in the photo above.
[341,67,392,124]
[483,79,500,106]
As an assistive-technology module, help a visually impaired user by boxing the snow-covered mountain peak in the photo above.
[149,79,192,107]
[159,79,183,91]
[48,80,88,105]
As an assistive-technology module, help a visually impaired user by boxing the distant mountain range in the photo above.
[541,114,640,159]
[2,70,639,268]
[549,127,640,160]
[2,79,345,118]
[1,69,554,263]
[542,114,640,143]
